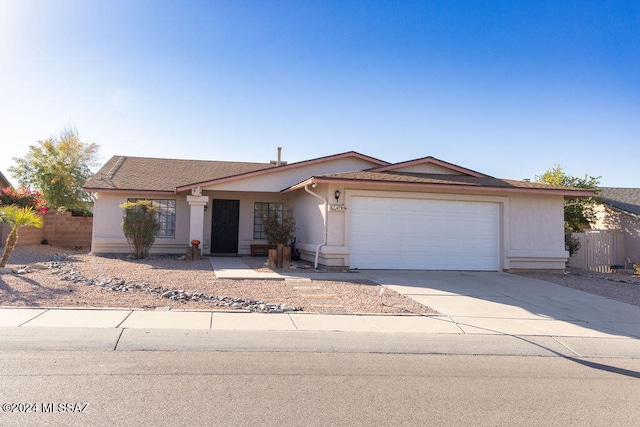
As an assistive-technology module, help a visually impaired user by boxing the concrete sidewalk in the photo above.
[1,305,637,339]
[1,258,639,358]
[1,307,640,357]
[0,307,458,333]
[210,256,361,281]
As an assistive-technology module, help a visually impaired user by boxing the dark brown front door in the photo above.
[211,199,240,253]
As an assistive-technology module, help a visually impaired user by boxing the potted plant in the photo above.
[262,208,296,268]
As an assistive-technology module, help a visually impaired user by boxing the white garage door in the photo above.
[350,197,500,270]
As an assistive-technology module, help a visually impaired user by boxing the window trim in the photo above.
[253,202,284,240]
[127,198,176,239]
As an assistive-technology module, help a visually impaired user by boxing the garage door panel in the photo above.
[350,197,499,270]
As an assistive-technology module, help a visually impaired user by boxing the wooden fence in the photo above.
[568,230,625,273]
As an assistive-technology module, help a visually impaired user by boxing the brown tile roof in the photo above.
[599,187,640,216]
[83,151,389,193]
[173,151,389,192]
[370,156,489,177]
[83,152,595,198]
[289,170,595,196]
[83,156,276,192]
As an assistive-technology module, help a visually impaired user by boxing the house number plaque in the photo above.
[329,204,347,211]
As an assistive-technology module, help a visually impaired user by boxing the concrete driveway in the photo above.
[361,270,640,340]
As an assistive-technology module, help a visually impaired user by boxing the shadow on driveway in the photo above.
[361,270,640,340]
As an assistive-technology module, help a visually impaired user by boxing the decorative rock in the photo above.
[43,257,302,312]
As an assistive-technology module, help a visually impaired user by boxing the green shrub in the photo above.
[565,231,581,257]
[262,208,296,246]
[120,200,160,259]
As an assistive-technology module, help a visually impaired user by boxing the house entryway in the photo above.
[211,199,240,254]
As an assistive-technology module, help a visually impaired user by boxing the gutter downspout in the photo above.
[304,184,327,269]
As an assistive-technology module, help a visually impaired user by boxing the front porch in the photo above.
[187,189,289,256]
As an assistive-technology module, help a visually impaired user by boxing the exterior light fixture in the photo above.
[334,190,341,202]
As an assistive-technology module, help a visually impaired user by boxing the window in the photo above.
[128,199,176,238]
[254,202,283,239]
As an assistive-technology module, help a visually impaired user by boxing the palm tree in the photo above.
[0,205,43,268]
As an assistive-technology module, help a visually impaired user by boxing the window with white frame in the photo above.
[254,202,283,239]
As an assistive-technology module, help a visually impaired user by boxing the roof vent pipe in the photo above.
[270,147,287,166]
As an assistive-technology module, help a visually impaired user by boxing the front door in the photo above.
[211,199,240,253]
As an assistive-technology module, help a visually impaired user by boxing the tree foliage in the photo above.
[120,200,160,259]
[9,127,99,214]
[0,205,44,267]
[0,186,48,213]
[535,164,601,232]
[262,208,296,246]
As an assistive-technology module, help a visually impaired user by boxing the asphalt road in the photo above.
[1,350,639,426]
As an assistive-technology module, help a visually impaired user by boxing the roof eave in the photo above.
[601,202,640,220]
[82,188,176,195]
[283,177,597,198]
[0,170,11,188]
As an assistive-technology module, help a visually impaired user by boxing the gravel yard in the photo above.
[516,268,640,307]
[0,245,436,314]
[2,245,639,314]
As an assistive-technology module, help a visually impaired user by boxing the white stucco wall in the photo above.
[505,194,568,270]
[91,192,191,254]
[391,163,464,174]
[201,157,379,192]
[288,185,327,258]
[288,186,569,271]
[92,190,290,255]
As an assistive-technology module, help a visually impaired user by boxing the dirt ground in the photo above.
[2,245,639,314]
[0,245,437,314]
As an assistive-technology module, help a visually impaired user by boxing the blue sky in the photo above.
[1,0,638,187]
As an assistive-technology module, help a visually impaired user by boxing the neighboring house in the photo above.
[589,187,640,265]
[0,170,10,189]
[83,151,593,271]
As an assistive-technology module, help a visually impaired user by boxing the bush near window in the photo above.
[120,200,161,259]
[261,208,296,246]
